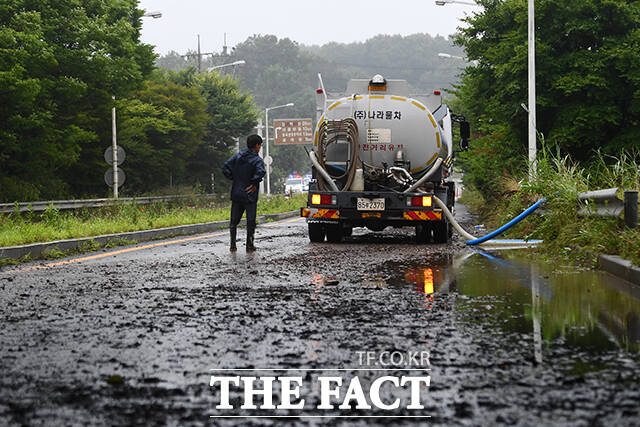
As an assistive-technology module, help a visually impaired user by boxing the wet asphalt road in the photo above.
[1,206,639,426]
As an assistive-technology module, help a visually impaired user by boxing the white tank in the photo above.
[316,94,450,175]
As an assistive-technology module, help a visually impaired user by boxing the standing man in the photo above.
[222,134,266,252]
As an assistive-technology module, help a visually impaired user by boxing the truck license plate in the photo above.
[357,198,385,211]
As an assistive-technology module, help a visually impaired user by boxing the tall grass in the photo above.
[462,150,640,265]
[0,193,307,248]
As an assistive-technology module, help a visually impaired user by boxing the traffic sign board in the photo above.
[264,155,273,166]
[273,118,313,145]
[104,168,126,188]
[104,146,126,166]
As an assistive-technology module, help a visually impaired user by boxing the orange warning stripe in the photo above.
[311,209,339,219]
[403,211,442,221]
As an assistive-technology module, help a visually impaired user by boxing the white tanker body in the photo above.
[301,74,470,244]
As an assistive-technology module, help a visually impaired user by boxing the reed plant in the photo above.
[461,150,640,265]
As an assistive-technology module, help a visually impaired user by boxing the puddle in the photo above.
[374,250,640,357]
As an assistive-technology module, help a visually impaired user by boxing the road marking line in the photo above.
[7,216,303,273]
[11,231,227,272]
[265,217,303,227]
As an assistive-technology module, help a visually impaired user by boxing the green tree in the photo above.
[116,76,208,193]
[0,0,155,201]
[454,0,640,196]
[164,68,258,193]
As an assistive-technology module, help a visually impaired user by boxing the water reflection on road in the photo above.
[378,250,640,356]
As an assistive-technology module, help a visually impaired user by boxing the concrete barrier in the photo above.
[599,254,640,286]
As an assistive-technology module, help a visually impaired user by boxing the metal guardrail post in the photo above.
[624,191,638,229]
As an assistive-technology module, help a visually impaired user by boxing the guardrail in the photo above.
[0,194,219,214]
[578,188,624,217]
[578,188,638,228]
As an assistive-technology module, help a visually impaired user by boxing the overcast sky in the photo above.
[137,0,477,56]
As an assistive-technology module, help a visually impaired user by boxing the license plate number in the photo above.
[357,198,385,211]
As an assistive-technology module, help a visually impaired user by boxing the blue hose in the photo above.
[466,198,547,245]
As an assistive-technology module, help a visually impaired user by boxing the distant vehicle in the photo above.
[285,174,305,194]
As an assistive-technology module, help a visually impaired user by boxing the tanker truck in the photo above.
[300,74,470,244]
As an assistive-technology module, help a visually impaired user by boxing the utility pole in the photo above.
[181,35,214,73]
[222,33,228,56]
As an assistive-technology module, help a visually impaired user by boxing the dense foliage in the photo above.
[0,0,156,201]
[454,0,640,196]
[0,0,259,202]
[170,68,258,194]
[116,75,208,193]
[117,67,257,195]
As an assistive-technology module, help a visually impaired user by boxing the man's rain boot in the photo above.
[246,221,256,252]
[229,226,237,252]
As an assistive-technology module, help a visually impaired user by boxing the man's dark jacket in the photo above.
[222,149,266,203]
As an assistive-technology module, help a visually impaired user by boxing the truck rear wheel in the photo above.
[325,224,343,243]
[433,221,450,244]
[415,224,430,243]
[308,223,325,243]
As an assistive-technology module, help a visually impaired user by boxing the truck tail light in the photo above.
[407,196,432,207]
[311,194,336,205]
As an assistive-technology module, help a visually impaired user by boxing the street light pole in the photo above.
[265,108,270,195]
[527,0,537,179]
[437,0,537,178]
[112,95,118,198]
[109,10,161,198]
[255,119,265,194]
[264,103,294,195]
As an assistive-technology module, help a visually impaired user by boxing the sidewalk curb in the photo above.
[0,210,300,261]
[598,254,640,286]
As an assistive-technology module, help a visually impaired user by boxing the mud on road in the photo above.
[1,207,639,426]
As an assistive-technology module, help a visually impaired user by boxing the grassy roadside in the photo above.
[0,193,307,248]
[460,153,640,266]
